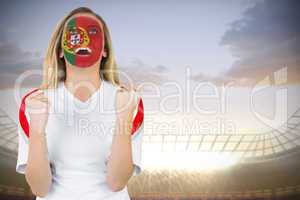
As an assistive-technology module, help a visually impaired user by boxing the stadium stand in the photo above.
[0,106,300,200]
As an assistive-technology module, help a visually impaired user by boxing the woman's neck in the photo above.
[64,64,102,100]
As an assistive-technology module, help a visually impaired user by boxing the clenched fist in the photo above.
[25,89,50,135]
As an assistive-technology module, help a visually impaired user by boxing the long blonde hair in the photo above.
[41,7,120,89]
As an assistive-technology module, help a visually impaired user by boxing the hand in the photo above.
[115,86,138,134]
[25,89,50,135]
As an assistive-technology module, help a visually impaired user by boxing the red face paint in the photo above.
[62,16,104,68]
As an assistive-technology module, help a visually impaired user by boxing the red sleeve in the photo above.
[19,88,39,138]
[131,96,144,136]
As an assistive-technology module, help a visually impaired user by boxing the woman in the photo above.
[16,7,144,200]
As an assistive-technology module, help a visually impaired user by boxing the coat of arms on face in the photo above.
[62,15,104,68]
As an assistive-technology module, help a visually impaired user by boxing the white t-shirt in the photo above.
[16,80,144,200]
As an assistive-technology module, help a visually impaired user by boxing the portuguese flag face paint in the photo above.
[62,16,104,68]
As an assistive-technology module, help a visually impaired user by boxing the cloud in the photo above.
[0,39,168,90]
[0,42,42,89]
[190,72,255,87]
[219,0,300,85]
[154,64,169,73]
[0,42,31,65]
[0,28,43,89]
[118,58,169,92]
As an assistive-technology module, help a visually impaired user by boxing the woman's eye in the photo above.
[89,27,98,35]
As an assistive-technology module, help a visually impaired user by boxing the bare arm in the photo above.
[106,120,135,192]
[25,129,52,197]
[106,89,137,192]
[24,90,52,197]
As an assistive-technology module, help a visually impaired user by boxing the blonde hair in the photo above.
[41,7,120,89]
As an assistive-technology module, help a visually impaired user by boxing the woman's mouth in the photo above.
[75,47,92,55]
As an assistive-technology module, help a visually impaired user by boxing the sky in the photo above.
[0,0,254,87]
[1,0,299,88]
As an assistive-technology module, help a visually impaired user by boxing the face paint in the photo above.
[62,16,104,68]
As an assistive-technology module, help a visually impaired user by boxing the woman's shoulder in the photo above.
[41,82,66,102]
[105,81,138,93]
[102,80,129,94]
[103,80,142,104]
[21,82,62,98]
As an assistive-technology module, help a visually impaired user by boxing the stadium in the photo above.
[1,103,300,199]
[1,0,300,200]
